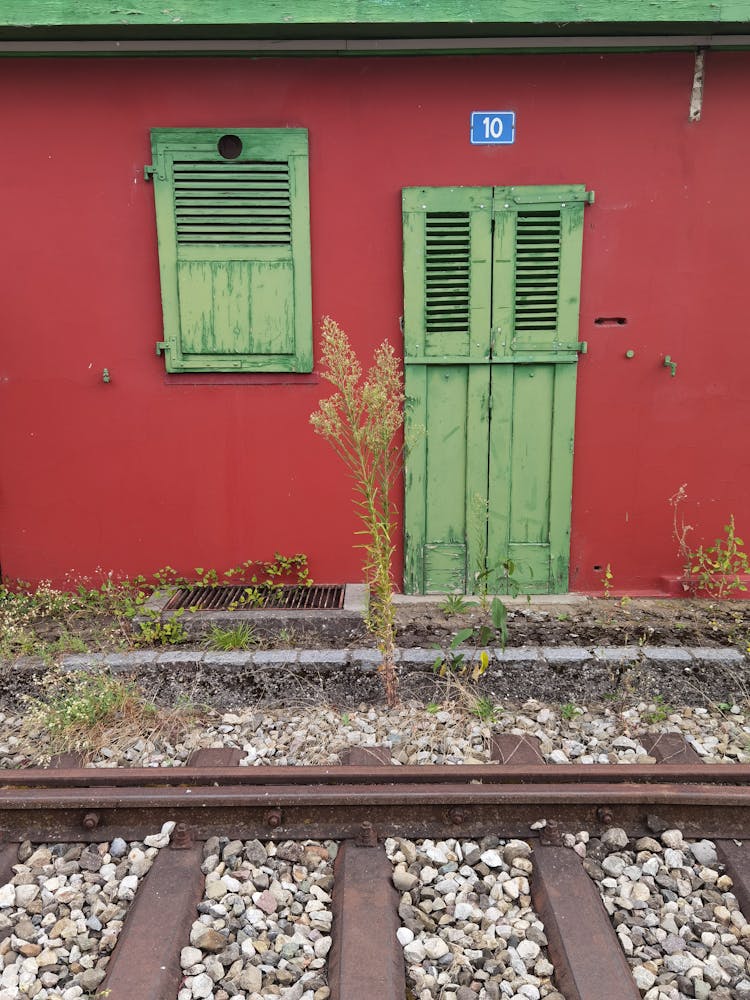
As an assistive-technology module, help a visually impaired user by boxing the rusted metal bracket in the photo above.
[170,822,192,849]
[356,821,378,847]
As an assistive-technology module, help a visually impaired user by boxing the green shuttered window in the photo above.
[148,128,312,373]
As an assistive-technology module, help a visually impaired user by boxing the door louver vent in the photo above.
[173,161,291,245]
[514,211,561,332]
[424,212,471,335]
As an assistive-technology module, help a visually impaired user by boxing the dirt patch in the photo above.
[4,595,749,656]
[394,597,749,651]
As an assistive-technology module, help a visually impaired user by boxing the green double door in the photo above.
[403,184,593,595]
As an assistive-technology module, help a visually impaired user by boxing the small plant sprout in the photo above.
[310,317,404,707]
[643,695,672,724]
[137,608,188,646]
[441,593,470,616]
[602,564,614,599]
[433,597,508,680]
[472,696,498,724]
[426,701,440,715]
[560,702,581,721]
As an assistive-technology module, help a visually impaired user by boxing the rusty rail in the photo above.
[0,742,748,1000]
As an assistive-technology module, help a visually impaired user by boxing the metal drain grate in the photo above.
[163,583,345,612]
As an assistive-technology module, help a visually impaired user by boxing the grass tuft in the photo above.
[202,623,258,651]
[22,669,200,761]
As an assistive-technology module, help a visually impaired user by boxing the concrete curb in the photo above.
[48,645,745,673]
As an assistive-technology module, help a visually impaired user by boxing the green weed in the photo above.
[472,696,498,723]
[643,694,672,724]
[560,702,581,721]
[310,317,404,706]
[688,515,749,598]
[441,594,470,616]
[202,623,257,651]
[433,597,508,681]
[136,609,187,646]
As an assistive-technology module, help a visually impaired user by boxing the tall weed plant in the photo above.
[310,318,404,706]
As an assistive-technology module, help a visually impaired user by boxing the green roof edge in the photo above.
[2,1,749,40]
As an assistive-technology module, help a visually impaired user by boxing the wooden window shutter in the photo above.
[149,128,312,373]
[492,185,593,362]
[403,187,492,363]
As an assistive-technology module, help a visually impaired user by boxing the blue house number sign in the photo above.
[470,111,516,145]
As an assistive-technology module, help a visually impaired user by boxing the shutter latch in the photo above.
[155,341,167,356]
[144,165,156,181]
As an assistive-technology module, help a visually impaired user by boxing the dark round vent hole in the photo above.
[218,134,243,160]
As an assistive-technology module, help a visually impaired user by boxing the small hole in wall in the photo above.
[593,565,603,571]
[218,134,243,159]
[594,317,627,326]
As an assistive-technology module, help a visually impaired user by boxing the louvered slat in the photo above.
[173,161,291,245]
[514,211,561,331]
[424,212,471,334]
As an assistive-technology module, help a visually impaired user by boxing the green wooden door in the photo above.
[403,184,593,595]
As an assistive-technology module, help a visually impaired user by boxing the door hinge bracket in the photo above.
[144,165,156,181]
[155,341,167,356]
[577,341,588,354]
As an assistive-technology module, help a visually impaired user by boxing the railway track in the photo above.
[0,735,748,1000]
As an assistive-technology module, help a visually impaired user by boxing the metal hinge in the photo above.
[144,165,156,181]
[577,341,588,354]
[155,341,167,356]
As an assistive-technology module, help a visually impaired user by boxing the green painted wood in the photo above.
[404,184,589,595]
[547,364,578,592]
[3,1,748,34]
[403,365,428,595]
[402,187,492,594]
[487,186,587,593]
[150,128,311,373]
[492,185,590,362]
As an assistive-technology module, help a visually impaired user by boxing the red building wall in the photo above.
[1,51,749,593]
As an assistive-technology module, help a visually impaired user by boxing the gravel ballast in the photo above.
[0,825,172,999]
[577,827,750,999]
[1,699,748,769]
[180,837,335,1000]
[387,836,561,1000]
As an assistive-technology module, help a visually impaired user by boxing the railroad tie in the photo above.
[99,747,242,1000]
[330,746,405,1000]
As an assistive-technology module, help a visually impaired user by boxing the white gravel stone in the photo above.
[689,839,718,865]
[181,946,204,969]
[189,972,214,998]
[397,927,415,946]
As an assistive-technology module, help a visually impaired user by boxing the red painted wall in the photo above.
[1,51,749,593]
